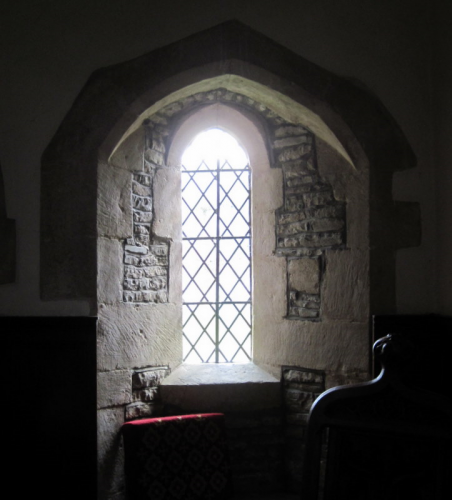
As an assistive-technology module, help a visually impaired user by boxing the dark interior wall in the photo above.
[2,317,97,500]
[434,0,452,316]
[0,0,447,316]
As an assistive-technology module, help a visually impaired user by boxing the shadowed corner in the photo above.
[0,160,15,284]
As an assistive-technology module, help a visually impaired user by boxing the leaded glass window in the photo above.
[181,129,252,363]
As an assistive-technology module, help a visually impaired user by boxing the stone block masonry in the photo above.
[287,257,321,319]
[272,124,345,319]
[124,366,170,420]
[121,87,347,317]
[122,139,170,303]
[282,366,325,493]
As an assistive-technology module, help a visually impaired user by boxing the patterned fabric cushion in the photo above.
[122,413,233,500]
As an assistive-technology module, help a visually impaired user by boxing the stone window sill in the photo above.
[160,363,280,412]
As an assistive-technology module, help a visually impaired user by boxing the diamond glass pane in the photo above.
[181,129,252,363]
[218,238,251,302]
[182,239,216,303]
[182,171,217,238]
[218,303,252,363]
[219,170,250,237]
[183,303,216,363]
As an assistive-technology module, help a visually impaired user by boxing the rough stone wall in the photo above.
[122,88,347,319]
[98,87,364,500]
[125,366,170,420]
[282,366,325,492]
[98,122,182,500]
[97,366,170,499]
[272,125,345,319]
[122,137,170,303]
[274,132,345,258]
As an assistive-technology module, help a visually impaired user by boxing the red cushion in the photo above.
[123,413,224,426]
[122,413,232,500]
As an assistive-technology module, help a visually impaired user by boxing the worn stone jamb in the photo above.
[121,88,347,318]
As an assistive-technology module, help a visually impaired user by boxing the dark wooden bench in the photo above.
[301,334,452,500]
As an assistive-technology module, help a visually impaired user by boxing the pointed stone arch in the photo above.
[41,21,415,315]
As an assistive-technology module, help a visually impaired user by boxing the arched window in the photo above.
[181,129,252,363]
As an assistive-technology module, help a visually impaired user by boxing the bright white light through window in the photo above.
[181,129,252,363]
